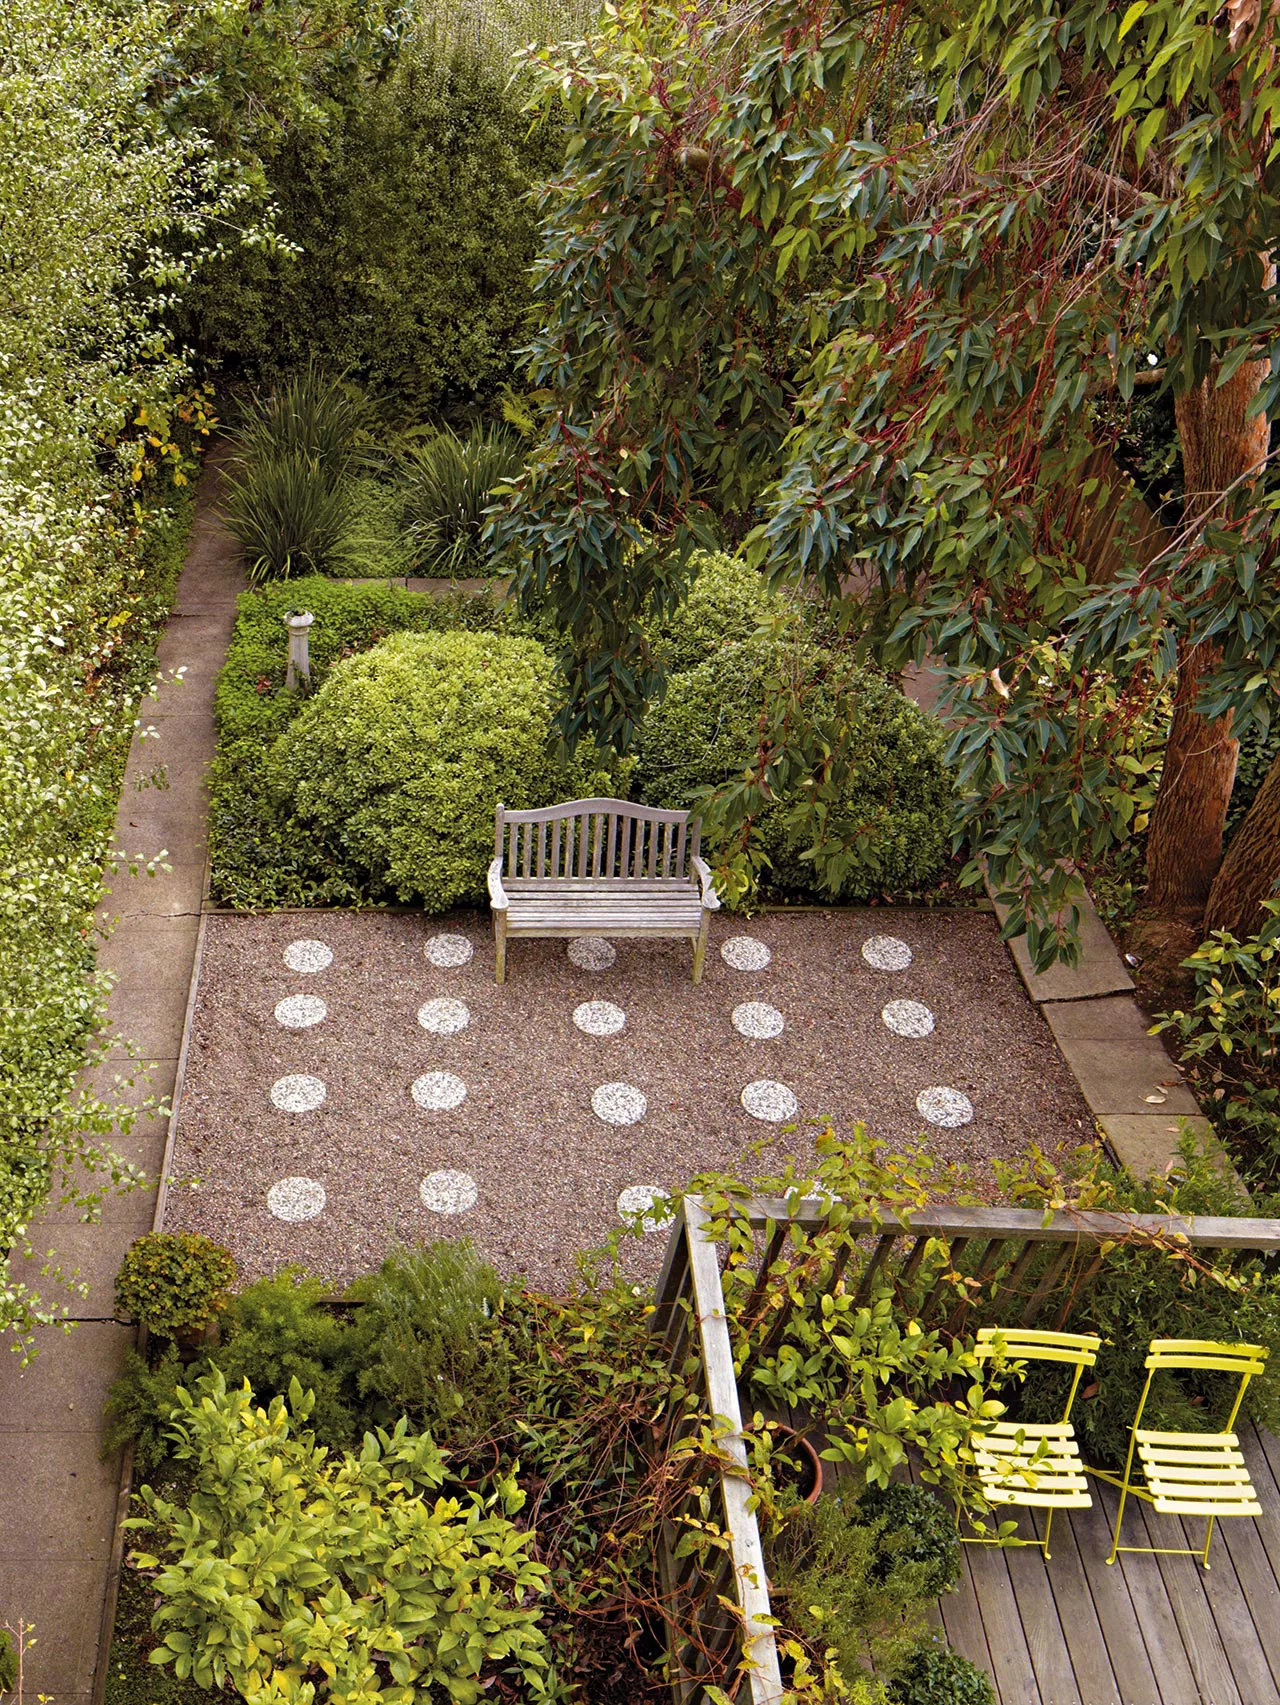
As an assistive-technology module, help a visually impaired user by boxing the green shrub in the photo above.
[103,1346,188,1473]
[647,550,794,673]
[890,1639,995,1705]
[767,1490,947,1680]
[209,576,532,907]
[125,1371,550,1703]
[400,423,525,575]
[114,1234,236,1341]
[1227,712,1280,838]
[635,639,953,900]
[1153,904,1280,1176]
[342,474,414,579]
[855,1480,961,1599]
[222,449,357,583]
[265,628,619,908]
[222,364,375,583]
[0,1627,16,1693]
[347,1241,511,1447]
[183,33,569,416]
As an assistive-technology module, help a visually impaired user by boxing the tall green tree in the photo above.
[496,0,1280,961]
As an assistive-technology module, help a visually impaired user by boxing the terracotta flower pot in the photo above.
[770,1423,824,1503]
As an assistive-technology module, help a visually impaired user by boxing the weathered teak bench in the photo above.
[487,798,720,983]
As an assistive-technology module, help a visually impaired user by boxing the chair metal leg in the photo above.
[1042,1506,1054,1561]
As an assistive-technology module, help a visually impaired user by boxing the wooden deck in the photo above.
[932,1422,1280,1705]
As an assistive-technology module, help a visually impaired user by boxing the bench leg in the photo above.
[692,913,710,984]
[494,915,507,985]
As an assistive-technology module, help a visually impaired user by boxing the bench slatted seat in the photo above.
[487,798,720,983]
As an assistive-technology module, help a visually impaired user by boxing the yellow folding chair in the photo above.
[1101,1338,1268,1570]
[964,1327,1101,1560]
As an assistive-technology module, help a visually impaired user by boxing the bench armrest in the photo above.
[691,855,721,911]
[487,856,509,911]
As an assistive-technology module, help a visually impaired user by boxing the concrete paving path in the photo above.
[0,452,242,1704]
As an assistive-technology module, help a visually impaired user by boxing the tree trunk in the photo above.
[1204,747,1280,938]
[1143,359,1270,913]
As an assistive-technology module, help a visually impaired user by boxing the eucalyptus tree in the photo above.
[497,0,1280,962]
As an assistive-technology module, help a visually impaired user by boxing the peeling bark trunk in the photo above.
[1143,360,1270,913]
[1205,748,1280,938]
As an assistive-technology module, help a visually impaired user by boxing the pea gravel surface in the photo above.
[164,908,1093,1290]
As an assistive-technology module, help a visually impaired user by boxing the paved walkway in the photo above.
[0,452,242,1704]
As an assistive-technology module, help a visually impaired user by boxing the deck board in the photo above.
[786,1416,1280,1705]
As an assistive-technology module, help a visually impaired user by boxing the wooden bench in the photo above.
[487,798,720,983]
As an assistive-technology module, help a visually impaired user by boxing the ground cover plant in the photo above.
[0,0,265,1353]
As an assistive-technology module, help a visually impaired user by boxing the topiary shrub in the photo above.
[266,628,619,908]
[647,550,793,673]
[890,1638,995,1705]
[634,639,953,901]
[855,1480,961,1599]
[114,1233,236,1342]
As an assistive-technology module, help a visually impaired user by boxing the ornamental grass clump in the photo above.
[114,1233,236,1342]
[222,362,372,583]
[398,422,524,576]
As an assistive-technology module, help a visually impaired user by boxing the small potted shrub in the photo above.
[890,1636,995,1705]
[115,1233,236,1348]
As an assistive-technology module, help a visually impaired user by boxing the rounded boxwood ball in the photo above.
[634,638,953,900]
[267,629,616,909]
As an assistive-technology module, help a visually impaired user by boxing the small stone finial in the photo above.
[284,610,314,690]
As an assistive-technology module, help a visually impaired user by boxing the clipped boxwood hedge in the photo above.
[634,638,953,901]
[265,628,620,910]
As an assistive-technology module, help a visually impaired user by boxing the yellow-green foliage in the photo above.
[267,629,620,909]
[114,1233,237,1340]
[125,1371,550,1703]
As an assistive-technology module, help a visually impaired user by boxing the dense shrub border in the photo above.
[210,560,954,911]
[1,476,196,1354]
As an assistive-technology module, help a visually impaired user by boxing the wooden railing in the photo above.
[650,1194,1280,1705]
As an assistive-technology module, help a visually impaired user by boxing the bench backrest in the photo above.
[496,798,701,882]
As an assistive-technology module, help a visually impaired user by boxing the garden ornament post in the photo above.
[285,610,314,690]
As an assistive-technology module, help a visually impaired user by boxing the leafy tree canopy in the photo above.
[495,0,1280,963]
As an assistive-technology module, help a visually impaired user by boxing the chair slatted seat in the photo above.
[1103,1339,1268,1568]
[488,799,720,983]
[964,1326,1101,1559]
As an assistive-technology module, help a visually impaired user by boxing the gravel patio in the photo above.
[163,905,1094,1290]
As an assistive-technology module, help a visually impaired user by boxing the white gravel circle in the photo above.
[732,1001,785,1039]
[411,1071,468,1112]
[617,1184,674,1231]
[862,934,913,971]
[283,939,333,974]
[721,935,772,971]
[274,994,327,1030]
[592,1082,647,1125]
[740,1079,799,1122]
[269,1074,326,1113]
[419,1170,479,1213]
[574,1000,626,1037]
[882,999,936,1039]
[425,933,474,968]
[568,937,617,971]
[417,997,470,1036]
[267,1176,326,1221]
[916,1086,974,1128]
